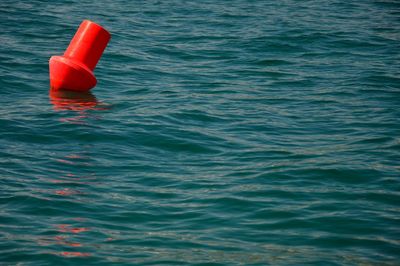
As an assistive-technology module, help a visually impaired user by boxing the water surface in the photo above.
[0,0,399,265]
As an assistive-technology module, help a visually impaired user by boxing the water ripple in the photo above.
[1,0,400,265]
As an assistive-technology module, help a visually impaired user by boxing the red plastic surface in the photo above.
[49,20,110,92]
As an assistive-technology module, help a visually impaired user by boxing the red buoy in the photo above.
[49,20,111,92]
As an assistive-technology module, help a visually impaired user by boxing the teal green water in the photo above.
[1,1,400,265]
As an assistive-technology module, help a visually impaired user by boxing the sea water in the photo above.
[0,1,399,265]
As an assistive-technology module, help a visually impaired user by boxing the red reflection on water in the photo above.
[49,88,110,124]
[49,88,109,112]
[56,158,91,166]
[55,236,82,247]
[52,223,91,257]
[70,228,89,234]
[60,251,90,257]
[65,154,84,159]
[55,236,65,241]
[56,159,75,165]
[58,224,90,234]
[55,188,78,196]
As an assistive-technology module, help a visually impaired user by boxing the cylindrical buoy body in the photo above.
[49,20,111,92]
[64,20,111,71]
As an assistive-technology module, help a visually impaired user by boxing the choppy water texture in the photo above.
[1,0,400,265]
